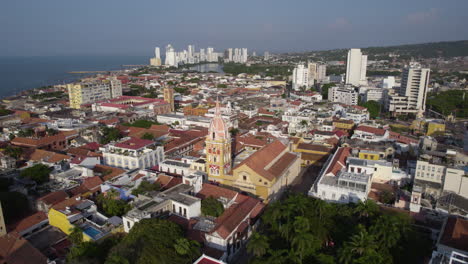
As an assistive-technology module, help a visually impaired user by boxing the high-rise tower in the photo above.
[345,48,367,86]
[206,100,232,182]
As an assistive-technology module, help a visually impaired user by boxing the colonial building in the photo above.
[206,101,301,201]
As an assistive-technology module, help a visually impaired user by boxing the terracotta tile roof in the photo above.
[236,134,268,148]
[0,232,48,264]
[82,176,103,190]
[325,147,351,176]
[212,195,260,239]
[29,149,71,163]
[355,125,386,136]
[296,143,331,153]
[93,164,126,181]
[37,190,69,206]
[114,137,154,150]
[11,134,66,148]
[51,194,85,212]
[81,142,102,151]
[234,140,297,182]
[196,184,238,201]
[149,124,171,132]
[440,216,468,252]
[266,152,298,178]
[13,212,48,233]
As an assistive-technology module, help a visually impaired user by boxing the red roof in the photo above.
[355,125,386,136]
[37,190,69,206]
[325,147,351,176]
[212,195,261,239]
[114,137,154,150]
[196,184,238,201]
[14,212,48,233]
[440,216,468,252]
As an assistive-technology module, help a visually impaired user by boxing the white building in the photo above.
[317,64,327,83]
[328,85,358,105]
[150,47,162,66]
[387,63,430,116]
[101,137,164,170]
[309,148,372,203]
[345,49,367,86]
[165,44,178,67]
[363,88,387,103]
[292,64,309,91]
[123,181,202,232]
[382,76,395,88]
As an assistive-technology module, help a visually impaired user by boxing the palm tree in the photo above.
[339,226,377,264]
[291,232,319,262]
[293,216,310,233]
[354,200,379,220]
[247,232,269,258]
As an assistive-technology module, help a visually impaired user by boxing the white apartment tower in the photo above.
[165,44,177,67]
[292,64,309,91]
[316,64,327,83]
[346,49,367,86]
[398,63,430,114]
[242,48,248,63]
[150,47,162,66]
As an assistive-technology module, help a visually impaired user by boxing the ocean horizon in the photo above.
[0,55,149,98]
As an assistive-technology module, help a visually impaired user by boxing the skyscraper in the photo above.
[386,62,430,116]
[264,51,270,61]
[307,62,317,85]
[150,47,162,66]
[165,44,177,67]
[316,64,327,83]
[292,64,309,91]
[398,63,430,112]
[345,48,367,86]
[188,45,195,64]
[242,48,248,63]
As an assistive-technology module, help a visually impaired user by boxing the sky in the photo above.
[1,0,468,56]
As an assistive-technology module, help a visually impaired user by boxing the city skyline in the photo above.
[1,0,468,56]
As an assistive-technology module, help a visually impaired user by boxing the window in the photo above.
[183,208,187,217]
[127,221,131,229]
[173,205,175,212]
[332,193,336,199]
[243,176,247,181]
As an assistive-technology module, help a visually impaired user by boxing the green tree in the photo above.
[359,100,381,119]
[3,145,22,159]
[20,164,51,184]
[141,132,154,140]
[96,191,131,217]
[131,180,161,196]
[100,127,122,144]
[201,196,224,217]
[247,232,270,257]
[321,83,335,98]
[106,219,201,264]
[68,226,84,245]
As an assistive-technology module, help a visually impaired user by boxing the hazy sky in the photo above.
[1,0,468,56]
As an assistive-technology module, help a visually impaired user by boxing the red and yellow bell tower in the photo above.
[206,100,232,182]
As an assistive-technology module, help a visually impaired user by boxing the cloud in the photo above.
[406,8,438,24]
[327,17,351,30]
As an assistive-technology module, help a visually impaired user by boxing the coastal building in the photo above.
[149,47,162,66]
[165,44,178,67]
[67,77,122,109]
[345,48,367,86]
[101,137,165,170]
[91,96,171,115]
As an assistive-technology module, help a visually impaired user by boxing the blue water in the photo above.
[83,225,102,240]
[0,55,148,98]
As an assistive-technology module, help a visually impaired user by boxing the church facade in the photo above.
[206,101,301,201]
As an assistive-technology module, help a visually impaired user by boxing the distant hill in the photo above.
[301,40,468,61]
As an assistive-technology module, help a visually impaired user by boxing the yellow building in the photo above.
[206,101,301,201]
[426,121,445,136]
[358,150,380,160]
[333,119,355,131]
[294,143,332,166]
[67,79,122,109]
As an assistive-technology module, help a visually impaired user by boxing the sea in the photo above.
[0,56,223,98]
